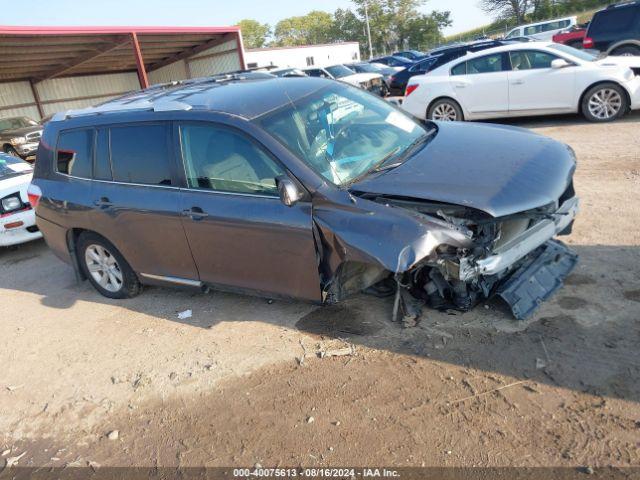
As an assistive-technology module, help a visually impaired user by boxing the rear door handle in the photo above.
[182,207,209,221]
[454,83,467,88]
[94,197,113,208]
[511,80,524,85]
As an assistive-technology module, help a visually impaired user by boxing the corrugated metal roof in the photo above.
[0,26,241,82]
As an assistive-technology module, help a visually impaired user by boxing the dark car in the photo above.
[393,50,425,61]
[0,116,44,161]
[388,40,509,96]
[583,1,640,55]
[369,55,414,69]
[31,73,578,321]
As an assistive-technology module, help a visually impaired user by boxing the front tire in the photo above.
[581,83,628,122]
[427,98,464,122]
[77,232,141,299]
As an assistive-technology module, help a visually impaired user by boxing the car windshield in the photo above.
[258,83,429,186]
[0,154,32,180]
[0,116,39,132]
[548,43,597,61]
[352,63,378,73]
[325,65,355,78]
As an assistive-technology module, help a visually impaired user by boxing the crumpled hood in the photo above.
[0,125,42,138]
[351,121,576,218]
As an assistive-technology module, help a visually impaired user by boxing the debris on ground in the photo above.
[0,450,9,457]
[536,358,547,370]
[106,430,119,441]
[4,451,26,468]
[6,385,23,392]
[177,310,193,320]
[320,346,355,359]
[306,416,315,424]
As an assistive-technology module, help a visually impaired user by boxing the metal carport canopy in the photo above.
[0,25,246,116]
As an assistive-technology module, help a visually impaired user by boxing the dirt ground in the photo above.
[1,112,639,471]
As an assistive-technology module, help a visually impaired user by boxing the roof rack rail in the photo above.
[606,0,638,8]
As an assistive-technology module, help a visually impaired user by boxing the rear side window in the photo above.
[591,8,639,35]
[110,124,173,186]
[510,50,558,70]
[466,53,504,74]
[56,129,94,179]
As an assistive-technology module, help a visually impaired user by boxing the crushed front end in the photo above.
[369,189,580,322]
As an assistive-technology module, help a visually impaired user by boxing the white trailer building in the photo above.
[245,42,361,70]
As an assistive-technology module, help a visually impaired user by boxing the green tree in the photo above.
[273,11,336,46]
[349,0,451,56]
[237,19,271,49]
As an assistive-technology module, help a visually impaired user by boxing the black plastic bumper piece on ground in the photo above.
[496,240,579,320]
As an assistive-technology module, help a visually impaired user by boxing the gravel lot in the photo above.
[1,112,639,469]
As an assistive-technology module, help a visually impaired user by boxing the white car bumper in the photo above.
[0,208,42,247]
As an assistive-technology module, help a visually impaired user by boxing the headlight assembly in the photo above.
[10,137,26,146]
[1,195,22,213]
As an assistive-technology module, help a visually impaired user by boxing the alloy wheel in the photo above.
[85,244,123,293]
[588,88,622,120]
[432,103,458,121]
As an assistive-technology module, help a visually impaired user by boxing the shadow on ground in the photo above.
[2,239,639,405]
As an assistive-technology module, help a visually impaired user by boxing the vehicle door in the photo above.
[176,122,322,301]
[449,52,510,115]
[88,123,199,282]
[507,50,576,112]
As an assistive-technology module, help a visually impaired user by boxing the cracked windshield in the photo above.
[260,84,428,185]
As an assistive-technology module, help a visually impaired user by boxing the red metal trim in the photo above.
[0,26,240,35]
[130,32,149,89]
[236,31,247,70]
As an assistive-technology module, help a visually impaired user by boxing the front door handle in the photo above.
[94,197,113,208]
[454,83,467,88]
[182,207,209,221]
[511,80,524,85]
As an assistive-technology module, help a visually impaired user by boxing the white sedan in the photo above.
[0,153,42,247]
[402,42,640,123]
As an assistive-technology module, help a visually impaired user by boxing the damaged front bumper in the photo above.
[457,196,579,281]
[397,197,580,321]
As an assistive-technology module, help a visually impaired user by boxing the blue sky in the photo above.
[2,0,493,35]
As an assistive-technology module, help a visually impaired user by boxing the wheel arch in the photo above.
[578,80,631,115]
[426,96,465,121]
[607,40,640,55]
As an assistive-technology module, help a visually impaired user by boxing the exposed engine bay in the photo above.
[343,189,580,324]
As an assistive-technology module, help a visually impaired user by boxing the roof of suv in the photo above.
[50,73,331,122]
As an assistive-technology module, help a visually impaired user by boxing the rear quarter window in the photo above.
[109,123,173,186]
[56,129,94,179]
[451,62,467,76]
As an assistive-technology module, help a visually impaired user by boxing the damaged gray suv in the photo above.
[31,73,578,321]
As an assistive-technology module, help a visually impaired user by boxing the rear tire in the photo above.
[427,98,464,122]
[77,232,141,299]
[611,45,640,56]
[581,83,628,122]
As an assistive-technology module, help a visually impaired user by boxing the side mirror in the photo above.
[551,58,571,69]
[276,176,303,207]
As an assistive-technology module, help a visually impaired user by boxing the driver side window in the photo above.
[510,50,559,70]
[179,124,284,196]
